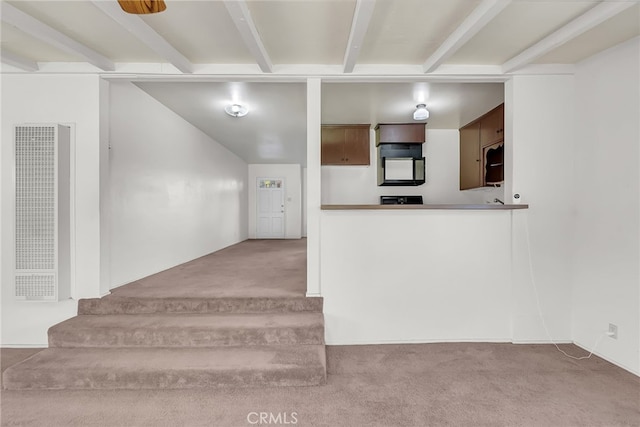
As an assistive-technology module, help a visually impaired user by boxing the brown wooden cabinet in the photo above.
[321,125,370,165]
[459,103,504,190]
[459,122,481,190]
[375,123,425,145]
[480,104,504,147]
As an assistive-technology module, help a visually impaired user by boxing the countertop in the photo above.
[321,204,528,210]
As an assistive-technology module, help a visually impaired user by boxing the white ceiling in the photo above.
[1,0,638,165]
[135,80,504,165]
[321,82,504,128]
[357,0,481,64]
[135,81,308,164]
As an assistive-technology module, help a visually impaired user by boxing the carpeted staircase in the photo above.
[2,294,326,389]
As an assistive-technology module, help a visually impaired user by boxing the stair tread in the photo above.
[51,312,324,330]
[7,345,326,370]
[96,295,319,301]
[3,346,326,389]
[78,295,323,314]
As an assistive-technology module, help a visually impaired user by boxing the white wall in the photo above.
[109,81,248,288]
[320,77,578,346]
[248,164,302,239]
[321,210,513,344]
[506,75,576,343]
[571,38,640,374]
[1,74,105,345]
[321,129,504,205]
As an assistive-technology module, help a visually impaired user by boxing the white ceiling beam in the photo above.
[1,2,114,71]
[223,0,273,73]
[1,50,39,72]
[92,0,193,74]
[502,0,635,73]
[423,0,511,73]
[343,0,376,73]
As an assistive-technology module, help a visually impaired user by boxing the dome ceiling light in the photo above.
[413,104,429,121]
[224,104,249,118]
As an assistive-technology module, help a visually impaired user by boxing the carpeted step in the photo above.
[49,313,324,348]
[2,345,327,390]
[78,295,323,315]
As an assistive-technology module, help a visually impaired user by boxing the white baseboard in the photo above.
[573,341,640,377]
[1,344,47,348]
[325,338,512,346]
[511,339,572,344]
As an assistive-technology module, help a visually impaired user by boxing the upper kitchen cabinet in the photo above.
[375,124,425,145]
[480,104,504,147]
[459,122,482,190]
[321,125,370,165]
[459,103,505,190]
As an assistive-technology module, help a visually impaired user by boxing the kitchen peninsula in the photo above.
[322,204,527,210]
[318,101,531,347]
[319,200,530,345]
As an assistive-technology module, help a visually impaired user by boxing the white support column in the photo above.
[306,78,322,297]
[507,74,576,343]
[98,78,111,296]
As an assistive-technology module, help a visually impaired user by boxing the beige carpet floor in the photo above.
[2,239,639,425]
[110,239,307,299]
[2,343,639,426]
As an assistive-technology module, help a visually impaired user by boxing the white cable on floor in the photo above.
[522,214,606,360]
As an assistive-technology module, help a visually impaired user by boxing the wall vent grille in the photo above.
[15,126,56,270]
[15,274,56,299]
[14,124,71,301]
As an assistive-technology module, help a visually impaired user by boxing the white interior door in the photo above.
[257,178,285,238]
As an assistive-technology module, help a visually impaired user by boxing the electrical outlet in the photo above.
[608,323,618,339]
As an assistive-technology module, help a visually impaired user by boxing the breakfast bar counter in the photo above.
[321,204,528,210]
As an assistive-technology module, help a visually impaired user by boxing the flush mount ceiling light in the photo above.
[224,104,249,118]
[413,104,429,121]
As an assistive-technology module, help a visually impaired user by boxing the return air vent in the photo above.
[14,125,71,301]
[15,274,56,299]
